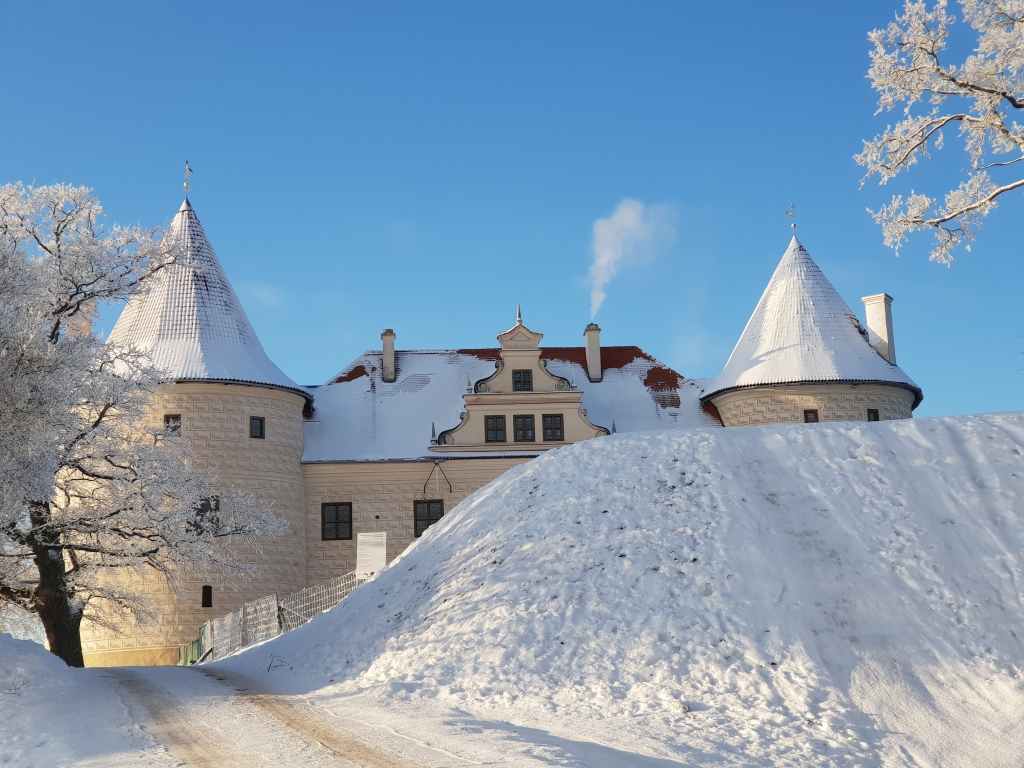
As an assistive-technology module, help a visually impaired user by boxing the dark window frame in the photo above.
[201,585,213,608]
[164,414,182,433]
[485,415,507,443]
[414,499,444,538]
[250,416,266,439]
[513,414,536,442]
[542,414,564,442]
[189,497,220,535]
[512,370,533,392]
[867,409,880,422]
[804,409,820,424]
[321,502,353,541]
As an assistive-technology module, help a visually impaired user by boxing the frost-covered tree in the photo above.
[856,0,1024,262]
[0,184,285,667]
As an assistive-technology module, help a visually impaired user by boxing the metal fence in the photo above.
[178,571,360,665]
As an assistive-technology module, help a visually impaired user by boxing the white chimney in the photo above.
[381,328,396,382]
[861,294,897,365]
[584,323,602,382]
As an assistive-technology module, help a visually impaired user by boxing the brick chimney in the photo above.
[861,294,896,365]
[584,323,602,382]
[381,328,396,382]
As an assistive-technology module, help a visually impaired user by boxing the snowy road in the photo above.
[108,667,422,767]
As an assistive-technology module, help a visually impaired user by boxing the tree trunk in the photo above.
[33,546,84,667]
[28,502,85,667]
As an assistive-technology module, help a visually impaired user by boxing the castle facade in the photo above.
[80,201,921,666]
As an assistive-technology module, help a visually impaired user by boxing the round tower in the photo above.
[701,237,923,427]
[81,199,309,667]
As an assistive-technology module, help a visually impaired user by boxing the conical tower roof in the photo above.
[702,237,922,406]
[108,199,304,395]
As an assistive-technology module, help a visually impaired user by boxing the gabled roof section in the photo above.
[702,237,922,406]
[303,346,716,462]
[107,200,303,396]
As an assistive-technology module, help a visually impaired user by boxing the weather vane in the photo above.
[184,161,193,196]
[785,204,796,231]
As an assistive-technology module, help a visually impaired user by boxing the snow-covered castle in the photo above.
[81,200,923,666]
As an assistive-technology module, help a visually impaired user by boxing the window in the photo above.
[867,409,880,422]
[250,416,265,439]
[321,503,353,540]
[514,415,535,442]
[201,585,213,608]
[804,410,819,424]
[163,414,181,433]
[189,497,220,535]
[542,414,564,441]
[414,500,444,537]
[485,415,506,442]
[512,370,533,392]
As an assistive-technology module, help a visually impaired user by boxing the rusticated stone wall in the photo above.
[710,384,915,428]
[81,381,307,667]
[301,456,530,583]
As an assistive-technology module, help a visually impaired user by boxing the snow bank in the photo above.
[220,413,1024,766]
[0,633,158,766]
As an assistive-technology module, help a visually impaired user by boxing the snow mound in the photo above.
[0,633,150,766]
[222,413,1024,767]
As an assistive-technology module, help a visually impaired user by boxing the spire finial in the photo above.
[516,303,522,326]
[184,161,194,197]
[785,204,796,231]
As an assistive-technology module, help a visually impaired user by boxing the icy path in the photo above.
[107,667,422,767]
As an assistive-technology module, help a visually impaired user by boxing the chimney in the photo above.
[381,328,396,382]
[584,323,602,382]
[861,294,897,365]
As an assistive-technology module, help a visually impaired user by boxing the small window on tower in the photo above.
[542,414,564,441]
[250,416,265,439]
[867,409,880,422]
[164,414,181,433]
[201,585,213,608]
[514,415,535,442]
[512,370,533,392]
[804,410,819,424]
[485,416,506,442]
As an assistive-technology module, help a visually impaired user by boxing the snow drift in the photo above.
[221,413,1024,766]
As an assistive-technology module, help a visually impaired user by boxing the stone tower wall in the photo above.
[710,383,915,428]
[81,381,307,667]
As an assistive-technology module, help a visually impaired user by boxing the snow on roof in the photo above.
[702,237,922,406]
[303,347,716,462]
[107,200,303,395]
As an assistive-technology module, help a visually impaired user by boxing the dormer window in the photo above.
[513,370,533,391]
[514,415,535,442]
[485,416,506,442]
[542,414,564,441]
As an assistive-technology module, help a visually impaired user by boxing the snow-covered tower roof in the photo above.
[702,237,922,406]
[107,200,304,396]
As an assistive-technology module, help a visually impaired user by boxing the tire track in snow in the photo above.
[110,667,417,767]
[204,670,426,768]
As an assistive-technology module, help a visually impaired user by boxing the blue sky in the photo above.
[2,1,1020,417]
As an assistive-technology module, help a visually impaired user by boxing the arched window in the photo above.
[201,585,213,608]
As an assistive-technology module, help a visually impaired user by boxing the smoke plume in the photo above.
[588,198,674,319]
